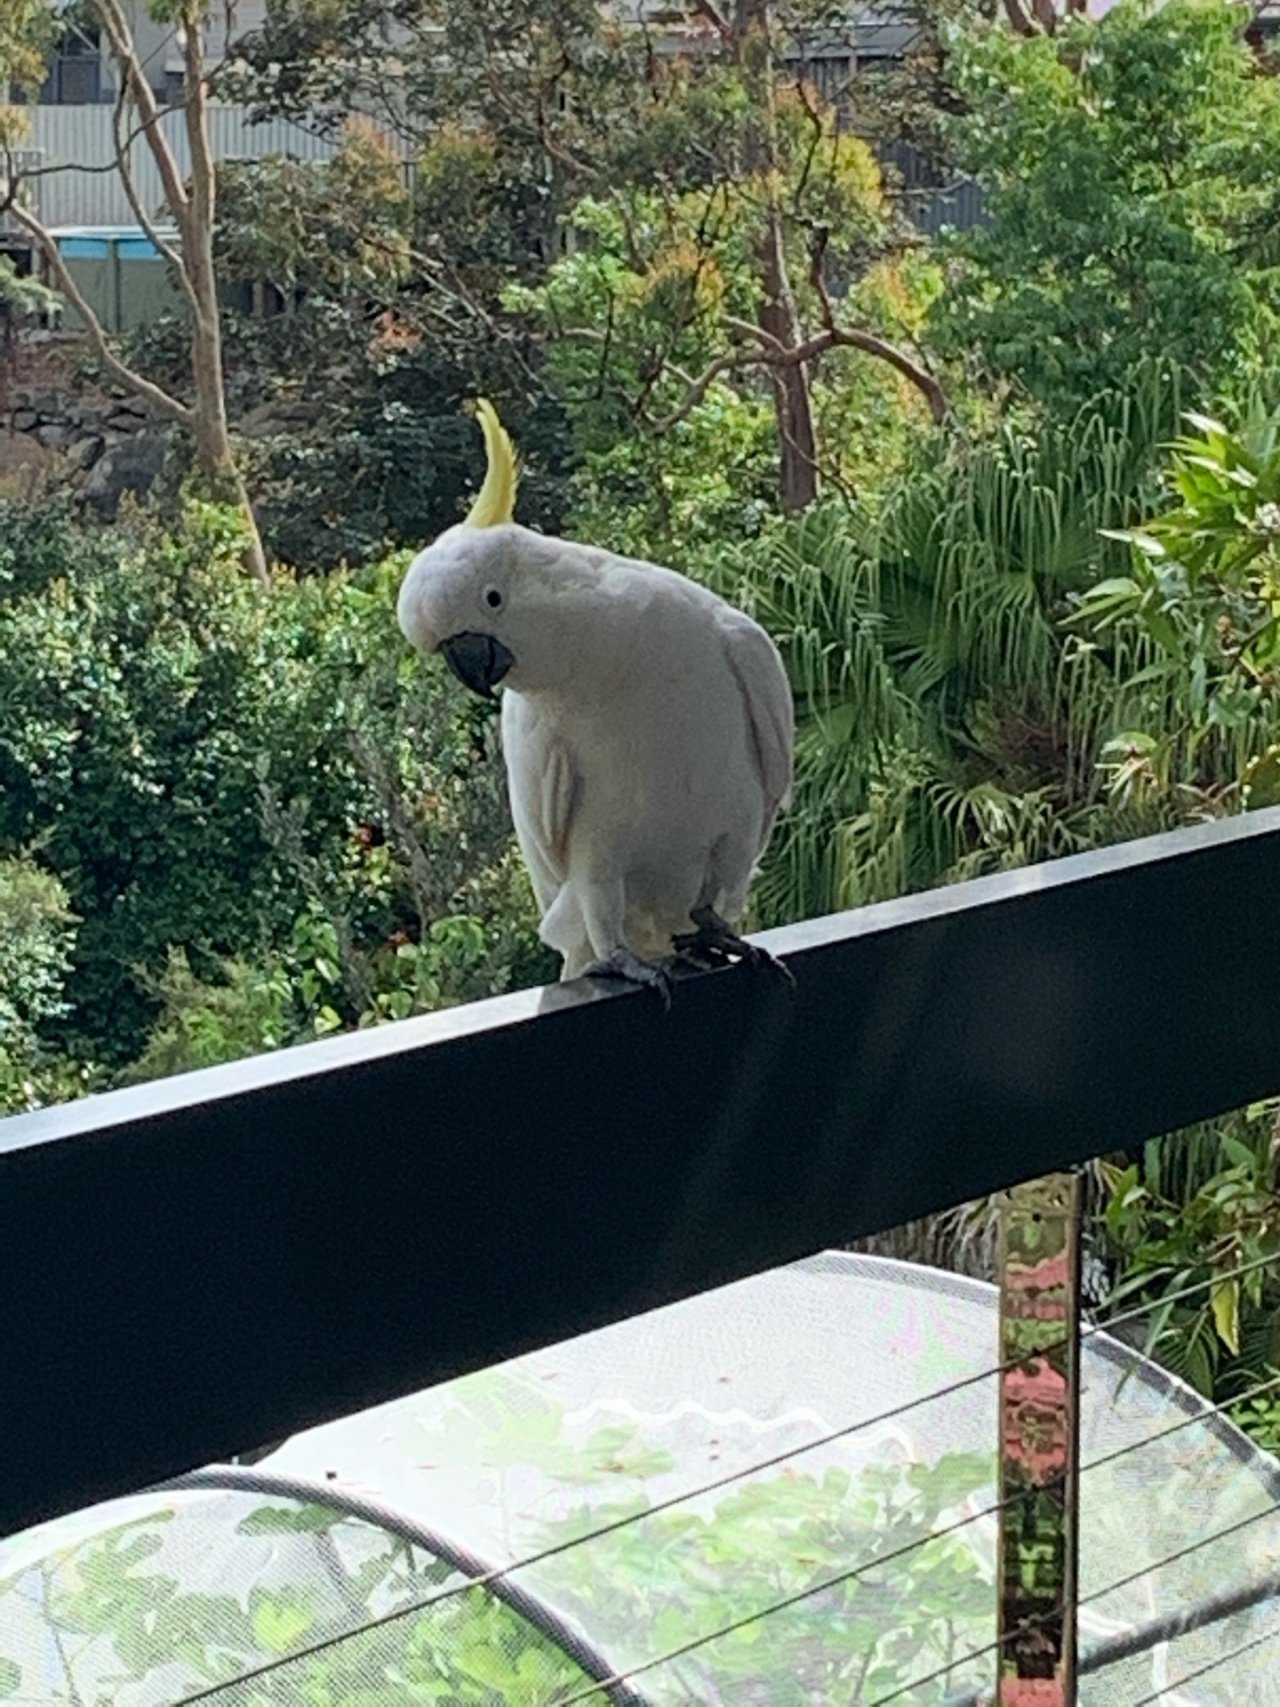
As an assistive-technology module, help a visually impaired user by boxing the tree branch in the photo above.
[183,4,217,260]
[691,0,734,42]
[647,320,949,432]
[815,326,949,423]
[5,100,190,182]
[7,201,194,427]
[808,228,951,426]
[722,312,787,355]
[1002,0,1040,35]
[111,85,200,318]
[91,0,191,227]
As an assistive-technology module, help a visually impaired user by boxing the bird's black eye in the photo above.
[484,588,503,610]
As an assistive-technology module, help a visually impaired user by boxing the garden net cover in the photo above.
[2,1252,1277,1704]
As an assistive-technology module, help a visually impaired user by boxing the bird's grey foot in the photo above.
[585,947,674,1009]
[673,906,795,986]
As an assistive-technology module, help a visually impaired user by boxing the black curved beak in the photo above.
[438,631,515,699]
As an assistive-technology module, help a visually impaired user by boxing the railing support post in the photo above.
[996,1171,1082,1705]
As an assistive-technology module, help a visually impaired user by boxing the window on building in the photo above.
[39,22,105,105]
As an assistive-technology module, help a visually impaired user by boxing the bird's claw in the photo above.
[585,948,674,1009]
[672,907,795,988]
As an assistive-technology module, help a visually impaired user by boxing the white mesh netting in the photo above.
[2,1253,1277,1704]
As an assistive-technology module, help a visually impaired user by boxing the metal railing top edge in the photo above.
[6,804,1278,1162]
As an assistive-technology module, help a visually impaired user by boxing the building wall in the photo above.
[37,1,270,105]
[107,1,270,99]
[16,104,380,228]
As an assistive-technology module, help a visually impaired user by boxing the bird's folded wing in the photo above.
[502,694,581,910]
[717,608,795,824]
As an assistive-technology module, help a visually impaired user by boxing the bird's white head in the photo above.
[396,399,527,698]
[398,400,626,699]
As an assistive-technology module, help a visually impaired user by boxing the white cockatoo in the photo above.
[397,400,794,997]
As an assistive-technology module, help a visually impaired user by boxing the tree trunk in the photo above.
[180,2,269,587]
[758,207,819,512]
[190,319,269,586]
[735,0,821,512]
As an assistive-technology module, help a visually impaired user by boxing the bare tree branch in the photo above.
[691,0,733,39]
[723,312,786,356]
[645,347,761,430]
[6,99,190,182]
[807,224,950,425]
[646,319,949,432]
[6,200,194,426]
[110,85,200,318]
[814,326,949,423]
[1002,0,1040,35]
[91,0,191,228]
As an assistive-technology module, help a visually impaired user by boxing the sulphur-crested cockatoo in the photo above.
[397,400,794,997]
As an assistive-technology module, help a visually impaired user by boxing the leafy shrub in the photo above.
[0,498,549,1076]
[0,856,85,1112]
[1100,1107,1280,1399]
[0,496,118,600]
[1073,396,1280,810]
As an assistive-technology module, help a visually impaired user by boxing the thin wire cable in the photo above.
[174,1465,1041,1707]
[855,1499,1280,1707]
[942,1564,1280,1707]
[178,1365,1280,1707]
[547,1498,1280,1707]
[1126,1620,1280,1707]
[941,1573,1280,1707]
[1084,1366,1280,1477]
[172,1249,1279,1705]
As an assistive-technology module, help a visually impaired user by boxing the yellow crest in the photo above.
[465,398,519,528]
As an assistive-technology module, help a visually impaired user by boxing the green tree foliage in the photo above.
[0,499,548,1093]
[231,0,949,519]
[509,118,944,556]
[0,0,55,128]
[724,361,1181,927]
[0,857,83,1112]
[0,257,60,364]
[126,118,572,567]
[1074,396,1280,810]
[935,0,1280,414]
[216,120,413,303]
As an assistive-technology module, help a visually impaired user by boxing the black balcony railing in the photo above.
[4,808,1280,1542]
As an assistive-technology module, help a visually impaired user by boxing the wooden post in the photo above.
[996,1172,1082,1705]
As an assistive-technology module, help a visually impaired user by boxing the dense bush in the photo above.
[0,498,550,1099]
[0,855,83,1111]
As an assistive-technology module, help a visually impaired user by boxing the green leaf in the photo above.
[1220,1134,1258,1171]
[251,1594,314,1654]
[236,1503,340,1536]
[0,1659,21,1699]
[1211,1279,1241,1356]
[1183,411,1231,440]
[1243,747,1280,810]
